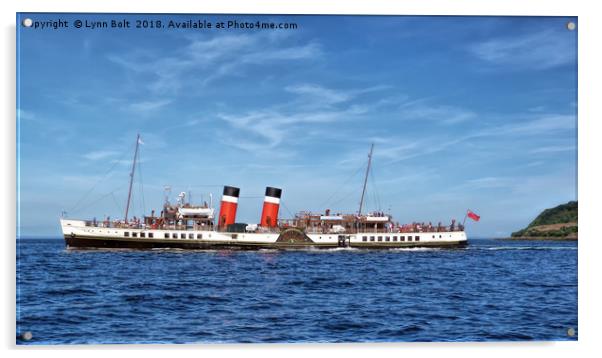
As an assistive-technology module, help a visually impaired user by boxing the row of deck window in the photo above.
[123,232,204,239]
[362,235,420,242]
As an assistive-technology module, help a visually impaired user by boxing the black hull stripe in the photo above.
[64,235,467,250]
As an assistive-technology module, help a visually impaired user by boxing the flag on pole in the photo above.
[467,209,480,222]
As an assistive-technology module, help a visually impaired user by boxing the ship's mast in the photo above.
[124,134,140,222]
[358,143,374,217]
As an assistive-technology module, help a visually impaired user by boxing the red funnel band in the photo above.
[218,186,240,228]
[260,186,282,227]
[218,201,238,227]
[260,202,279,227]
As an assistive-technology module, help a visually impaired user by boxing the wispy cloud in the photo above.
[469,28,576,70]
[371,113,576,166]
[83,150,119,161]
[398,103,476,125]
[216,106,363,151]
[492,114,575,136]
[285,84,352,105]
[530,145,576,154]
[465,176,515,189]
[128,99,172,112]
[108,33,322,95]
[528,106,546,113]
[215,83,387,153]
[17,108,35,120]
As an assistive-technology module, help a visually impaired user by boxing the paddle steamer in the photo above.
[61,137,468,249]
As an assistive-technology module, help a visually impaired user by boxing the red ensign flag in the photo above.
[467,210,480,222]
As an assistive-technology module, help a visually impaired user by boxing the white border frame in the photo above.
[4,1,600,357]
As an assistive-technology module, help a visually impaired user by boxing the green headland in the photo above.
[508,201,578,241]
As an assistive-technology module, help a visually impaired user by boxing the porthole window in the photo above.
[172,233,177,239]
[197,234,202,239]
[148,233,153,238]
[132,232,137,238]
[124,232,129,237]
[189,233,194,239]
[363,236,367,242]
[181,233,186,239]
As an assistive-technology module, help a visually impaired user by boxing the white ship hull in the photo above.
[61,219,468,249]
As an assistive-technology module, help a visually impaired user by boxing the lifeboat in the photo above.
[178,207,215,217]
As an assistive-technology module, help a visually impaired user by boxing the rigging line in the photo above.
[369,165,382,211]
[110,191,124,214]
[328,186,361,209]
[317,164,365,209]
[68,141,136,213]
[326,180,368,209]
[73,187,125,215]
[279,200,295,219]
[167,184,224,188]
[137,146,146,215]
[369,170,376,212]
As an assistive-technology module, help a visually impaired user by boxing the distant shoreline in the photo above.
[501,236,577,241]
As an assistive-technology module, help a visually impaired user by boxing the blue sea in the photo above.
[16,238,577,344]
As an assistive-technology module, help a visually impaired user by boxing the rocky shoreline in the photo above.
[502,236,577,241]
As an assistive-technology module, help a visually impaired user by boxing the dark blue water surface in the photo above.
[16,238,577,344]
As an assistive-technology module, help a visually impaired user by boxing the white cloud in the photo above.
[215,83,388,153]
[399,103,476,125]
[17,108,35,120]
[466,176,515,189]
[371,113,576,166]
[108,33,322,95]
[82,150,119,161]
[285,84,352,104]
[128,99,172,112]
[530,145,576,154]
[469,29,576,70]
[493,114,576,136]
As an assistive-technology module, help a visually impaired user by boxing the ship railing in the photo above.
[84,220,217,231]
[216,227,281,234]
[83,220,464,233]
[299,226,465,234]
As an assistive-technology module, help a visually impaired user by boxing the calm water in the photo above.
[16,238,577,344]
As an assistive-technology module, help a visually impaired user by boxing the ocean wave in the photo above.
[389,247,443,252]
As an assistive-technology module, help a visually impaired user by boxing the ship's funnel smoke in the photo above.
[260,187,282,227]
[218,186,240,228]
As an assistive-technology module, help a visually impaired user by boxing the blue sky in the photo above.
[17,14,577,238]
